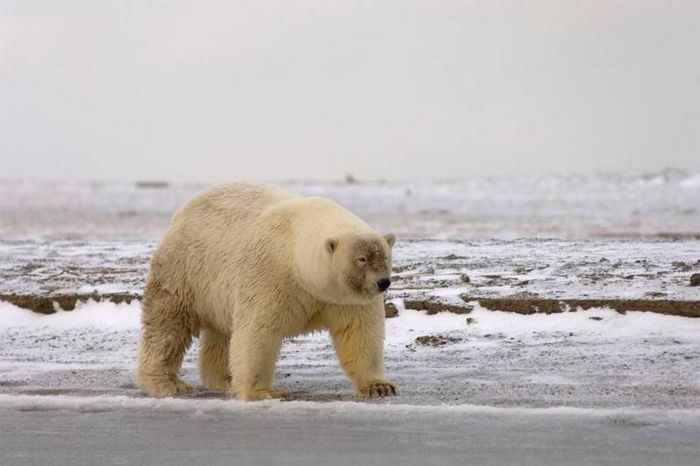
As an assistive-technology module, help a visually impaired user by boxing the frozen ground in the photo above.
[1,301,700,408]
[1,300,700,408]
[1,173,699,464]
[1,238,698,304]
[1,301,699,465]
[2,396,699,466]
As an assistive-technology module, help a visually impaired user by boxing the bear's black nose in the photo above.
[377,278,391,292]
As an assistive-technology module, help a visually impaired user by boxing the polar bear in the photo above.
[136,182,397,400]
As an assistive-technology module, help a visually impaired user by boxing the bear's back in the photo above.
[150,183,300,323]
[172,182,298,230]
[153,183,298,284]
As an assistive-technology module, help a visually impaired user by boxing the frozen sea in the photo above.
[1,172,699,465]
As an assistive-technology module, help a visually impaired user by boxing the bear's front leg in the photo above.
[228,324,289,401]
[325,305,398,398]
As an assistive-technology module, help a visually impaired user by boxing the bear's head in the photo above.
[322,231,396,304]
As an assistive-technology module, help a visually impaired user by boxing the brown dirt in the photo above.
[384,302,399,318]
[414,334,464,347]
[403,299,474,315]
[459,295,700,318]
[0,293,141,314]
[2,292,698,319]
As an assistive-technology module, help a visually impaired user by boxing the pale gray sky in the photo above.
[1,0,698,182]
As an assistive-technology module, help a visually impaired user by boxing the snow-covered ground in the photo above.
[1,174,699,464]
[1,300,699,408]
[1,300,699,464]
[2,238,698,301]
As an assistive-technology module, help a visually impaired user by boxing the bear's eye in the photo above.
[357,257,367,264]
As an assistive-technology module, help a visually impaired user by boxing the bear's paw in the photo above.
[140,376,195,398]
[238,386,290,401]
[357,380,398,398]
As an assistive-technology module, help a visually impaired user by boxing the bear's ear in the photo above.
[325,238,338,254]
[384,233,396,248]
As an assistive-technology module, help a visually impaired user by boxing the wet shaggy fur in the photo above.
[136,182,397,400]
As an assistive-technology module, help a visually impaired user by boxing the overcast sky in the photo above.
[1,0,698,182]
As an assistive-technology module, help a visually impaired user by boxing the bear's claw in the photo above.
[358,380,398,398]
[174,379,195,395]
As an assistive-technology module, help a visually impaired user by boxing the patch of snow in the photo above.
[461,305,700,342]
[1,300,699,409]
[3,301,700,347]
[0,300,140,331]
[384,309,468,343]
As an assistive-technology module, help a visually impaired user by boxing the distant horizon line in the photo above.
[0,167,697,186]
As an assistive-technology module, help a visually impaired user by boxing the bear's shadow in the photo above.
[195,389,352,402]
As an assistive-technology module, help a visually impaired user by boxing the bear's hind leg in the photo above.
[136,288,196,397]
[199,327,231,391]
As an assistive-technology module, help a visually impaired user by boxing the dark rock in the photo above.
[673,262,692,272]
[415,334,463,347]
[384,302,399,318]
[0,292,141,314]
[404,299,474,315]
[691,273,700,287]
[134,180,169,189]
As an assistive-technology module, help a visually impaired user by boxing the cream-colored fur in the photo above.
[136,182,397,400]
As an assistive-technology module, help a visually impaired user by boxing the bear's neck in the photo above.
[292,239,337,303]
